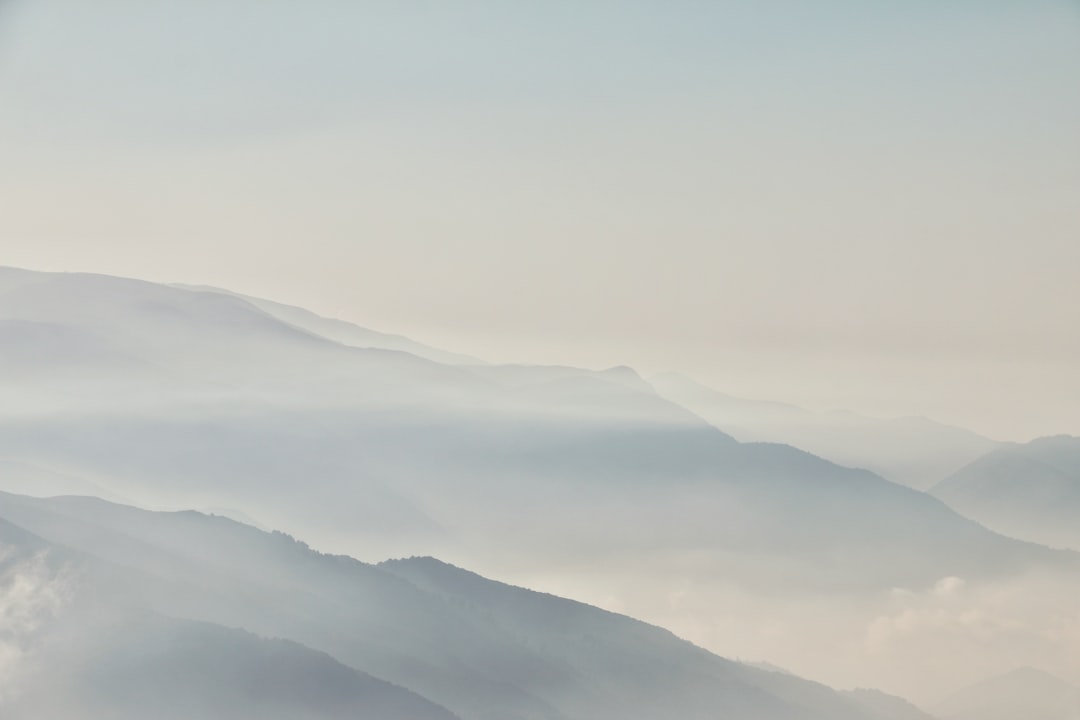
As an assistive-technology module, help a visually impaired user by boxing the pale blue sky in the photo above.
[1,1,1078,438]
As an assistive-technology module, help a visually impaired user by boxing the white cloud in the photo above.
[0,549,70,704]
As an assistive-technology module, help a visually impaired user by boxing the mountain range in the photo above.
[930,435,1080,551]
[931,666,1080,720]
[2,265,1079,706]
[1,491,928,720]
[0,267,1063,588]
[650,373,999,491]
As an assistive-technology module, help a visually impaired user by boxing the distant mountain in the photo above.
[0,518,456,720]
[930,436,1080,550]
[2,266,1078,701]
[6,614,461,720]
[0,267,1061,595]
[932,666,1080,720]
[0,266,481,393]
[0,492,910,720]
[175,283,485,366]
[651,372,998,490]
[842,689,937,720]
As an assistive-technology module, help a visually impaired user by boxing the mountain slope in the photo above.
[8,614,462,720]
[0,518,458,720]
[932,666,1080,720]
[0,492,913,720]
[175,282,484,366]
[651,372,998,490]
[380,555,914,720]
[2,266,1078,701]
[931,436,1080,550]
[842,689,937,720]
[0,266,1061,593]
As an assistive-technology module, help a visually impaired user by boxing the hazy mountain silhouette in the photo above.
[8,614,461,720]
[842,689,936,720]
[932,666,1080,720]
[174,283,485,366]
[0,267,1064,595]
[0,519,457,720]
[3,266,1079,702]
[931,435,1080,550]
[651,372,998,490]
[0,493,912,720]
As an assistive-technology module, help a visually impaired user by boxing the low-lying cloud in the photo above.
[0,548,69,704]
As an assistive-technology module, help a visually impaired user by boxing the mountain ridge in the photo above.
[930,435,1080,550]
[0,492,917,720]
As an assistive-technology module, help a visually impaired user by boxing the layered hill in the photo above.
[931,435,1080,550]
[174,283,484,366]
[1,492,911,720]
[651,372,997,491]
[932,666,1080,720]
[2,266,1078,700]
[0,516,458,720]
[0,267,1063,593]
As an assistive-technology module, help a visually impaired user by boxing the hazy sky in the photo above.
[1,1,1077,440]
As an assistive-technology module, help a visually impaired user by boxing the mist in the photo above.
[1,2,1078,718]
[1,0,1078,439]
[1,267,1078,718]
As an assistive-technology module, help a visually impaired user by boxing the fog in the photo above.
[537,566,1080,704]
[0,549,69,705]
[1,267,1078,718]
[0,493,918,720]
[1,0,1079,439]
[1,3,1077,715]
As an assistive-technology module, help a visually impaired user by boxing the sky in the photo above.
[0,0,1078,440]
